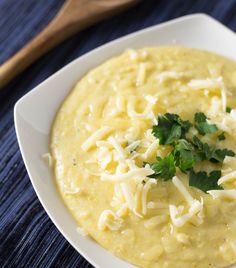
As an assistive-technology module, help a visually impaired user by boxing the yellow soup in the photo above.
[51,47,236,268]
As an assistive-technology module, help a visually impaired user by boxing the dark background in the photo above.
[0,0,236,267]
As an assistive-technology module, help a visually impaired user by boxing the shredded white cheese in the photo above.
[96,140,112,148]
[218,171,236,185]
[76,226,88,236]
[223,156,236,166]
[221,156,236,188]
[116,95,126,112]
[144,215,168,229]
[81,126,112,151]
[126,159,138,170]
[142,179,157,215]
[120,183,135,210]
[207,97,222,118]
[116,162,128,174]
[169,199,203,227]
[188,77,222,89]
[127,95,157,124]
[134,183,144,218]
[127,101,154,121]
[140,140,159,161]
[188,77,227,112]
[96,146,112,170]
[145,95,157,105]
[108,136,127,160]
[97,210,123,231]
[42,152,52,167]
[176,233,190,244]
[156,71,191,83]
[172,176,194,206]
[116,203,129,217]
[126,140,141,153]
[211,112,236,136]
[136,63,147,86]
[207,63,222,78]
[147,201,168,209]
[170,176,204,227]
[127,49,138,60]
[207,190,236,200]
[231,109,236,120]
[63,187,81,195]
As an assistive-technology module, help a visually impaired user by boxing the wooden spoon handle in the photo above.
[0,0,138,88]
[0,21,73,89]
[0,2,79,88]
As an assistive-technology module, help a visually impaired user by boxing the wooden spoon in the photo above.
[0,0,139,88]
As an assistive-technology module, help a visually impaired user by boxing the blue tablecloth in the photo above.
[1,0,236,267]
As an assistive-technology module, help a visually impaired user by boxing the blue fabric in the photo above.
[0,0,236,267]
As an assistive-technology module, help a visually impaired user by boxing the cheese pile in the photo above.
[79,61,236,231]
[81,126,157,230]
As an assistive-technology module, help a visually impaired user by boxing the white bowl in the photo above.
[14,14,236,268]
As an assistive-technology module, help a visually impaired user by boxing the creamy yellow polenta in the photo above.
[51,47,236,268]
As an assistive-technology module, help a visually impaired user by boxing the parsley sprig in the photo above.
[189,170,223,193]
[173,139,196,172]
[148,112,235,193]
[192,136,234,163]
[194,112,218,135]
[149,154,176,181]
[152,113,191,145]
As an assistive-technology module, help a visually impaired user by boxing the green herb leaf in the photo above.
[149,154,176,181]
[194,112,218,135]
[192,136,212,161]
[189,169,223,192]
[165,125,182,144]
[173,139,196,172]
[218,132,226,141]
[211,148,235,162]
[192,135,235,163]
[174,138,194,151]
[226,107,232,113]
[152,113,192,145]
